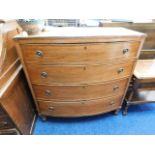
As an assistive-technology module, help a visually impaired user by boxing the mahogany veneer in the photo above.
[14,27,146,119]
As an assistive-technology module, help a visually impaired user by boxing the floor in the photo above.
[33,103,155,135]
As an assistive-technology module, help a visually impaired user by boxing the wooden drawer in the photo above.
[33,78,128,101]
[38,95,123,117]
[0,116,14,129]
[21,42,140,64]
[27,61,134,85]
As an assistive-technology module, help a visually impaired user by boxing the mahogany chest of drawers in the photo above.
[14,27,146,119]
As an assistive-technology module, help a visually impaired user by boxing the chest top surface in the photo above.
[14,27,146,44]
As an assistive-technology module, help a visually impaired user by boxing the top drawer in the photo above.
[21,41,140,64]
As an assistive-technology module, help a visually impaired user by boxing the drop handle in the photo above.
[113,85,119,91]
[48,107,54,111]
[109,101,115,106]
[40,72,48,78]
[45,90,52,96]
[117,68,124,74]
[36,50,44,57]
[123,48,129,54]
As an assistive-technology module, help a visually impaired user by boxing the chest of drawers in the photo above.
[14,27,146,119]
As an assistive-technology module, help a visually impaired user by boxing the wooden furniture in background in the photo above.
[14,27,145,119]
[0,20,36,134]
[99,22,155,49]
[100,22,155,59]
[123,59,155,115]
[100,22,155,115]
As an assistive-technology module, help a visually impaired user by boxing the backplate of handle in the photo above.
[40,72,48,78]
[117,68,124,74]
[109,101,115,106]
[123,48,129,54]
[113,85,119,91]
[45,90,52,96]
[36,50,44,57]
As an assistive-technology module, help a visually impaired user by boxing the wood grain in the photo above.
[21,41,140,64]
[0,58,20,88]
[14,27,146,44]
[0,20,35,134]
[0,66,35,134]
[33,78,128,101]
[14,27,146,118]
[134,60,155,80]
[0,21,22,76]
[38,95,123,117]
[26,61,134,85]
[100,22,154,49]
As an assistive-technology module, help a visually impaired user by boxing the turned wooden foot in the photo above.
[114,108,120,115]
[122,101,130,116]
[40,116,47,121]
[122,110,128,116]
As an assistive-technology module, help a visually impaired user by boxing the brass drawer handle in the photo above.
[117,68,124,74]
[113,85,119,91]
[40,72,48,78]
[45,90,52,96]
[36,50,44,57]
[109,101,115,106]
[48,107,54,111]
[123,48,129,54]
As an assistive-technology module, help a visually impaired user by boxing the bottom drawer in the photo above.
[38,95,123,117]
[0,116,14,129]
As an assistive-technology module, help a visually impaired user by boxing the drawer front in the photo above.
[33,78,128,101]
[27,61,134,85]
[0,116,14,129]
[21,42,140,64]
[38,95,123,117]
